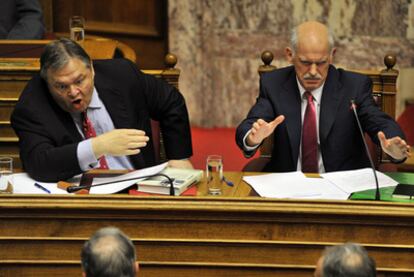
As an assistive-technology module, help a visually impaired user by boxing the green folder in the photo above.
[349,172,414,202]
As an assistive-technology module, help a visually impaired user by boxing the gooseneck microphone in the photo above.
[66,173,175,196]
[350,99,380,200]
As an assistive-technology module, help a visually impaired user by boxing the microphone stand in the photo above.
[350,100,381,200]
[66,173,175,196]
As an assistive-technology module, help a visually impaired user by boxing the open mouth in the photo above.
[72,99,82,109]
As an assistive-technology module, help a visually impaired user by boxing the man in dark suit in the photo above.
[236,21,410,173]
[11,38,193,182]
[0,0,45,39]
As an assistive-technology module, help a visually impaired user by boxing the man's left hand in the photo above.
[378,131,411,160]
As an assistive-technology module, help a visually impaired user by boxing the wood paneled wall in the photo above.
[50,0,167,68]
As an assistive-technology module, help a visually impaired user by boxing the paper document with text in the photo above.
[243,171,349,200]
[320,168,398,194]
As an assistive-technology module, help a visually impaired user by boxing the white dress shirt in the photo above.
[243,78,326,173]
[71,88,134,171]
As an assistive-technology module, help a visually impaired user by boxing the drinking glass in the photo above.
[0,157,13,190]
[69,16,85,42]
[206,155,223,195]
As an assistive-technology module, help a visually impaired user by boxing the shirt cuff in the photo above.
[77,139,99,171]
[243,130,260,151]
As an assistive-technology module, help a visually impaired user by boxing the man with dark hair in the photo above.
[81,227,138,277]
[314,243,376,277]
[0,0,45,39]
[11,38,193,181]
[236,21,410,173]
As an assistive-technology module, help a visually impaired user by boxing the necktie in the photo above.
[81,111,109,169]
[302,91,318,173]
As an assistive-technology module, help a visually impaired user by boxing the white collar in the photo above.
[88,87,103,109]
[296,77,324,104]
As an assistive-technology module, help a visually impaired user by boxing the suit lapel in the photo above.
[61,112,83,141]
[320,66,344,143]
[95,76,131,129]
[280,71,302,164]
[94,68,146,168]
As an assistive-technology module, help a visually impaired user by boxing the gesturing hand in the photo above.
[378,131,411,160]
[92,129,150,158]
[246,115,285,146]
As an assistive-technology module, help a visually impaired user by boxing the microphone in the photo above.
[66,173,175,196]
[350,99,380,200]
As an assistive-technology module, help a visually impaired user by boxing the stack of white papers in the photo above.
[90,162,167,194]
[243,172,349,200]
[243,168,398,200]
[9,163,168,194]
[320,168,398,194]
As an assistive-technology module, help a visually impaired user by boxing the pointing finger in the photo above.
[269,115,285,129]
[271,115,285,125]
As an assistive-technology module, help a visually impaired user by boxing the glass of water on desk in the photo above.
[69,16,85,42]
[206,155,223,195]
[0,157,13,191]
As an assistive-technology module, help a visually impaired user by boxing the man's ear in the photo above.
[285,47,294,64]
[329,47,337,63]
[134,261,139,275]
[82,271,87,277]
[90,64,95,78]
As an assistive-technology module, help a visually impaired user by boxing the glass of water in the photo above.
[0,157,13,190]
[69,16,85,42]
[206,155,223,195]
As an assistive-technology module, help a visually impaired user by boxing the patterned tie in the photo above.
[301,91,318,173]
[81,111,109,169]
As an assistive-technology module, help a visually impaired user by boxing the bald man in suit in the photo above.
[236,21,410,173]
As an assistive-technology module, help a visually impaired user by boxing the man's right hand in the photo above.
[91,129,149,158]
[246,115,285,146]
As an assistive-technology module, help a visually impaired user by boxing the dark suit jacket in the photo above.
[236,65,405,172]
[11,59,192,181]
[0,0,45,39]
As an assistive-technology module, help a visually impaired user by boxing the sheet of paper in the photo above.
[11,173,70,194]
[295,177,350,200]
[320,168,398,194]
[243,172,349,199]
[89,162,168,194]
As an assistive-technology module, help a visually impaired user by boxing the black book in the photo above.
[392,183,414,199]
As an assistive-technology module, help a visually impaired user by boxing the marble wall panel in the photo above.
[169,0,414,127]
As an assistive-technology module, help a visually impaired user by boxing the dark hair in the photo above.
[40,38,91,81]
[322,243,376,277]
[81,227,137,277]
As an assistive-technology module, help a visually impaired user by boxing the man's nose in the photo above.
[309,63,318,76]
[67,85,79,97]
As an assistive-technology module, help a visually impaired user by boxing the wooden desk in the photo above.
[1,172,414,277]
